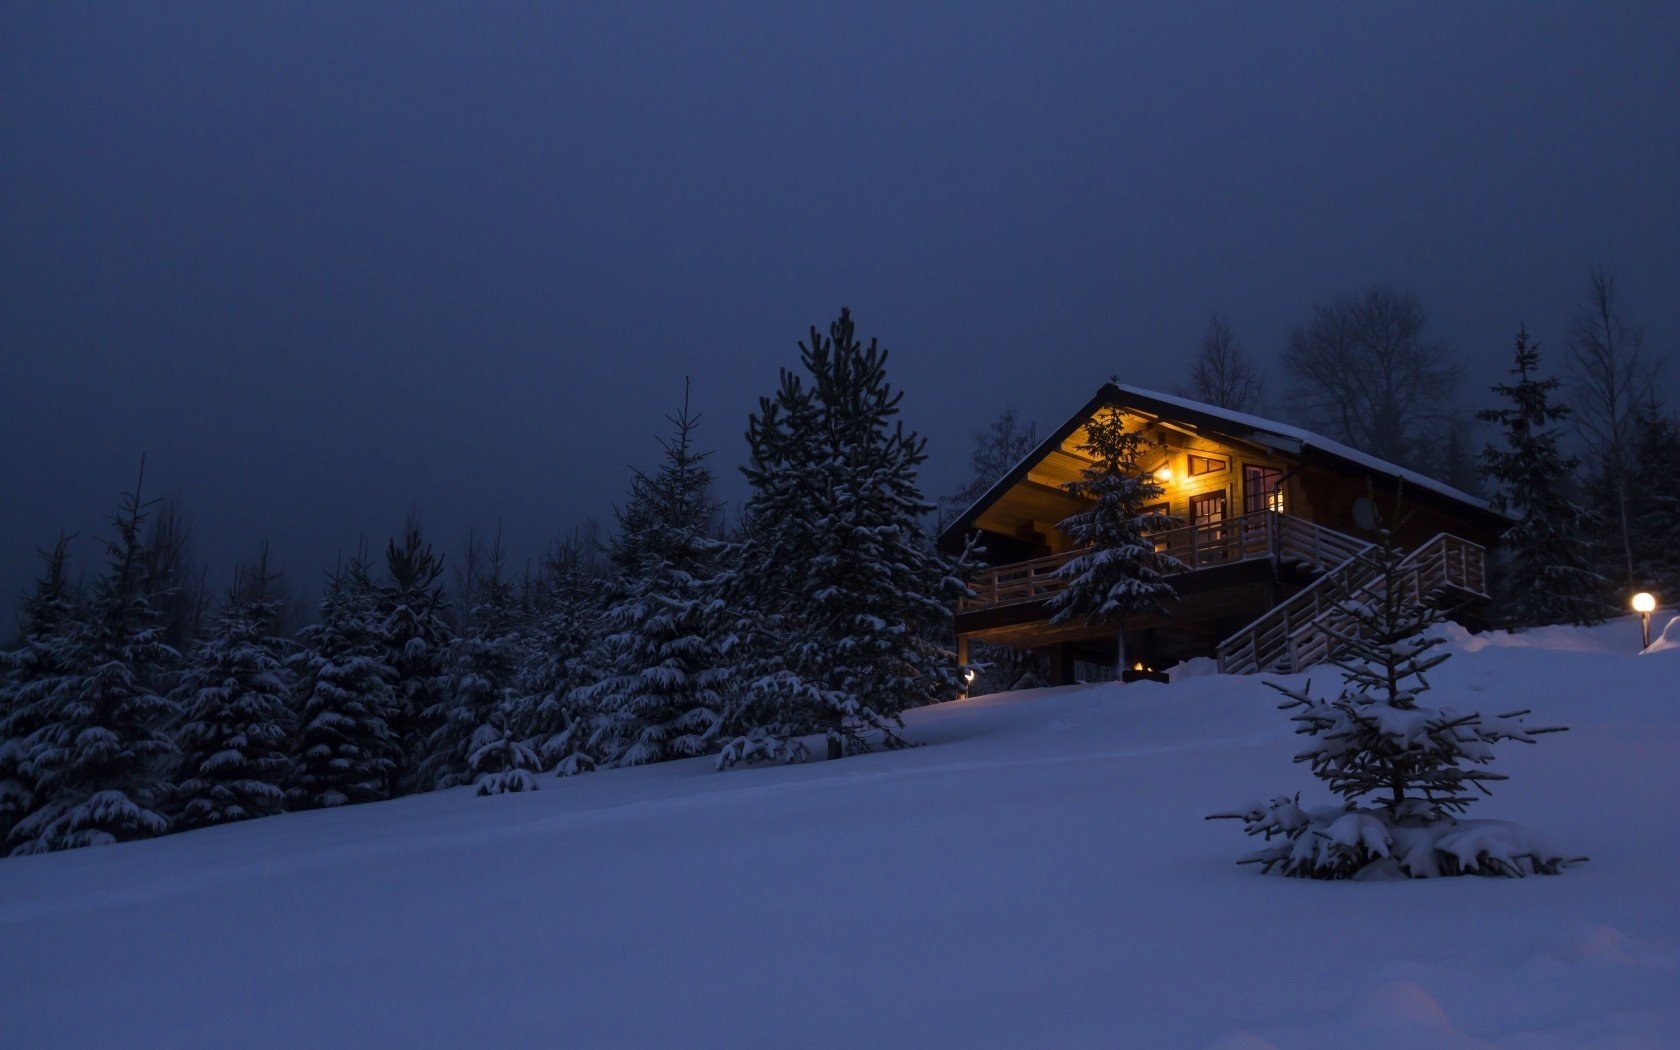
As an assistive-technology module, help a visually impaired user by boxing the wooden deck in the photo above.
[960,511,1367,613]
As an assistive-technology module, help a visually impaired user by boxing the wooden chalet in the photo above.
[938,384,1510,684]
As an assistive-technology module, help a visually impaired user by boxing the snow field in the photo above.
[1,615,1675,1047]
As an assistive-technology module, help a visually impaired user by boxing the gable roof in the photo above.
[936,382,1509,551]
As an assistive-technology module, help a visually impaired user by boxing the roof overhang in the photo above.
[937,383,1512,553]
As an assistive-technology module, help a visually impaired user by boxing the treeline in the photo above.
[1175,272,1674,530]
[947,271,1678,693]
[0,308,968,857]
[1166,270,1679,619]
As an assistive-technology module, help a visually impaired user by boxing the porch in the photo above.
[960,510,1366,615]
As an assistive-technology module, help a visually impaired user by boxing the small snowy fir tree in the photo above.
[1628,400,1680,600]
[1477,328,1604,627]
[719,308,971,766]
[425,532,528,790]
[1047,409,1182,671]
[1211,529,1582,879]
[468,707,542,795]
[0,538,80,846]
[516,537,604,776]
[574,387,733,768]
[290,557,399,809]
[171,551,295,829]
[378,516,453,793]
[10,470,179,855]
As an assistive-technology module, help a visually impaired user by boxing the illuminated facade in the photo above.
[938,385,1508,683]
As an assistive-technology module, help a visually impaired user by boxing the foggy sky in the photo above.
[4,2,1678,611]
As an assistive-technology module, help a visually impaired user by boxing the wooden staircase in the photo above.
[1215,528,1488,675]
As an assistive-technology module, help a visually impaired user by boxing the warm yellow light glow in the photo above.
[1632,592,1657,614]
[962,667,976,685]
[1155,467,1173,484]
[1132,661,1145,671]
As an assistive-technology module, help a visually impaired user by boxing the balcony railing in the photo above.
[964,511,1338,612]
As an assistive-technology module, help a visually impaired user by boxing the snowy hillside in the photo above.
[2,617,1676,1048]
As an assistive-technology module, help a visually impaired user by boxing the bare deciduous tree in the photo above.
[1180,311,1265,413]
[1565,267,1659,590]
[1282,286,1464,469]
[941,407,1040,521]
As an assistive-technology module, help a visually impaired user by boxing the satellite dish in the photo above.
[1351,496,1378,531]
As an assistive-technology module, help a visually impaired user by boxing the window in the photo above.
[1244,465,1285,514]
[1187,453,1228,477]
[1189,490,1227,527]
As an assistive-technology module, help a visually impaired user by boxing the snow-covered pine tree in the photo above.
[1211,528,1581,879]
[1046,409,1182,672]
[290,556,399,809]
[516,537,604,776]
[10,469,179,855]
[171,549,295,829]
[1477,328,1604,628]
[1628,399,1680,600]
[424,531,527,790]
[0,537,80,846]
[378,516,452,793]
[467,708,542,796]
[719,309,970,766]
[574,386,733,768]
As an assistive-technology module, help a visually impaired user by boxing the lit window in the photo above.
[1187,454,1227,476]
[1244,465,1285,514]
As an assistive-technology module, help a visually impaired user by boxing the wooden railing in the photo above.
[961,549,1083,611]
[960,511,1365,613]
[1216,531,1489,675]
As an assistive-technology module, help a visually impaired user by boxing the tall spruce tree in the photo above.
[1213,529,1580,879]
[291,556,399,808]
[575,388,732,768]
[1477,328,1604,627]
[517,537,604,776]
[0,538,79,846]
[1047,410,1182,672]
[379,516,452,793]
[10,469,179,855]
[720,308,969,766]
[426,532,527,790]
[172,551,295,829]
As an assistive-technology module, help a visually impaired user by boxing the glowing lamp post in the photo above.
[1632,592,1657,650]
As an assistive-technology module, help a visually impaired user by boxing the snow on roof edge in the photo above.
[1112,385,1499,515]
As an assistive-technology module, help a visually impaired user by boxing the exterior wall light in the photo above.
[1632,592,1657,650]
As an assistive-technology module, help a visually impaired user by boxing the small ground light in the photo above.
[1632,592,1657,650]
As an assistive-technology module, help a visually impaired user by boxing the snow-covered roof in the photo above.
[1109,385,1497,513]
[937,382,1504,551]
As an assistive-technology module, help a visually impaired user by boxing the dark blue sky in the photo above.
[4,2,1677,609]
